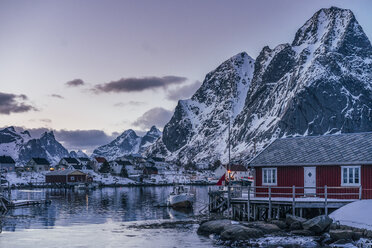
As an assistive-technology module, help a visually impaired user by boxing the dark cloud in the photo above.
[29,119,52,124]
[0,92,37,115]
[133,107,173,130]
[166,80,202,101]
[114,101,146,107]
[50,94,64,99]
[93,76,187,93]
[55,129,116,150]
[66,79,85,87]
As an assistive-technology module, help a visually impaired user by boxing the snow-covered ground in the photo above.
[2,170,215,187]
[330,200,372,231]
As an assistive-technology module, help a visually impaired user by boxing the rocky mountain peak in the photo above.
[292,7,371,57]
[149,6,372,165]
[41,131,55,140]
[92,127,161,161]
[192,52,254,106]
[147,126,162,137]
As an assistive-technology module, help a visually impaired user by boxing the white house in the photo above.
[214,164,251,180]
[109,160,133,175]
[27,158,50,172]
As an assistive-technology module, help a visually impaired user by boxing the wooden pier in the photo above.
[209,185,361,221]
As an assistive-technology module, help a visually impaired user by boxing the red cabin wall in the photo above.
[255,167,304,197]
[362,165,372,199]
[45,175,67,183]
[254,165,372,199]
[67,175,86,183]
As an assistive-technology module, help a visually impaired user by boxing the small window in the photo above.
[262,168,277,185]
[341,166,361,186]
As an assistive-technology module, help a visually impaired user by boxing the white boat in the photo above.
[167,185,195,208]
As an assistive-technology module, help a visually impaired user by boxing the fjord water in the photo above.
[0,186,216,248]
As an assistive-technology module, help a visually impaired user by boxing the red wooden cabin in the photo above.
[45,170,90,184]
[249,132,372,199]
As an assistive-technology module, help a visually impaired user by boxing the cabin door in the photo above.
[304,167,316,196]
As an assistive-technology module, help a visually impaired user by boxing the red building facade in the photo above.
[250,133,372,200]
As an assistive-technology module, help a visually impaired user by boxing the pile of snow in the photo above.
[330,200,372,230]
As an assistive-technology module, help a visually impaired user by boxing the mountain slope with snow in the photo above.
[147,52,255,162]
[0,127,70,165]
[92,126,162,161]
[149,7,372,164]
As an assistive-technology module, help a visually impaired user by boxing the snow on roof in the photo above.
[31,158,50,165]
[330,200,372,230]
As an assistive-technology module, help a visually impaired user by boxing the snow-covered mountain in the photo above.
[92,126,162,161]
[148,7,372,164]
[0,127,69,165]
[69,150,89,158]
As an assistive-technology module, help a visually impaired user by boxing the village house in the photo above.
[214,164,250,180]
[109,160,132,175]
[57,157,82,170]
[91,157,107,171]
[0,155,16,173]
[143,166,158,177]
[27,158,50,172]
[77,157,90,166]
[249,132,372,199]
[45,170,91,184]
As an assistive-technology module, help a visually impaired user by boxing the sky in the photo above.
[0,0,372,152]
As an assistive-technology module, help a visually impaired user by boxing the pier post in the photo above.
[359,186,362,200]
[325,185,328,216]
[292,185,295,216]
[268,186,272,220]
[247,185,251,222]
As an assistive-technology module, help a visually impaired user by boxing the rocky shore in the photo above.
[197,215,372,247]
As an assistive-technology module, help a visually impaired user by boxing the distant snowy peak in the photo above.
[139,126,162,153]
[0,127,69,165]
[92,126,162,161]
[70,150,88,158]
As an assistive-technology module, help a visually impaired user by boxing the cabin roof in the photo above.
[62,157,80,164]
[78,157,90,162]
[31,157,50,165]
[115,160,133,166]
[249,132,372,167]
[0,155,15,164]
[46,170,86,176]
[94,157,106,163]
[223,164,247,172]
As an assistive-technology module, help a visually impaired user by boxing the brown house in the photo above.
[45,170,90,184]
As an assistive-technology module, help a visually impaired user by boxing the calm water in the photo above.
[0,186,219,248]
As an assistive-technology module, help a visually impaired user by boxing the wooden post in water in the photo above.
[268,186,272,220]
[292,185,296,216]
[247,185,251,222]
[359,185,362,200]
[325,185,328,216]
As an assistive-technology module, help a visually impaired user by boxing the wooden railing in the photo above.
[209,185,365,218]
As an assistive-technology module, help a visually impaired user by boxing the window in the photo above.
[262,168,277,185]
[341,166,361,186]
[70,176,75,181]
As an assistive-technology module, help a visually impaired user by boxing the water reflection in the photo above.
[1,186,209,232]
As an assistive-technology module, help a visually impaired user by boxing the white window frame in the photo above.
[262,168,277,186]
[341,166,361,186]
